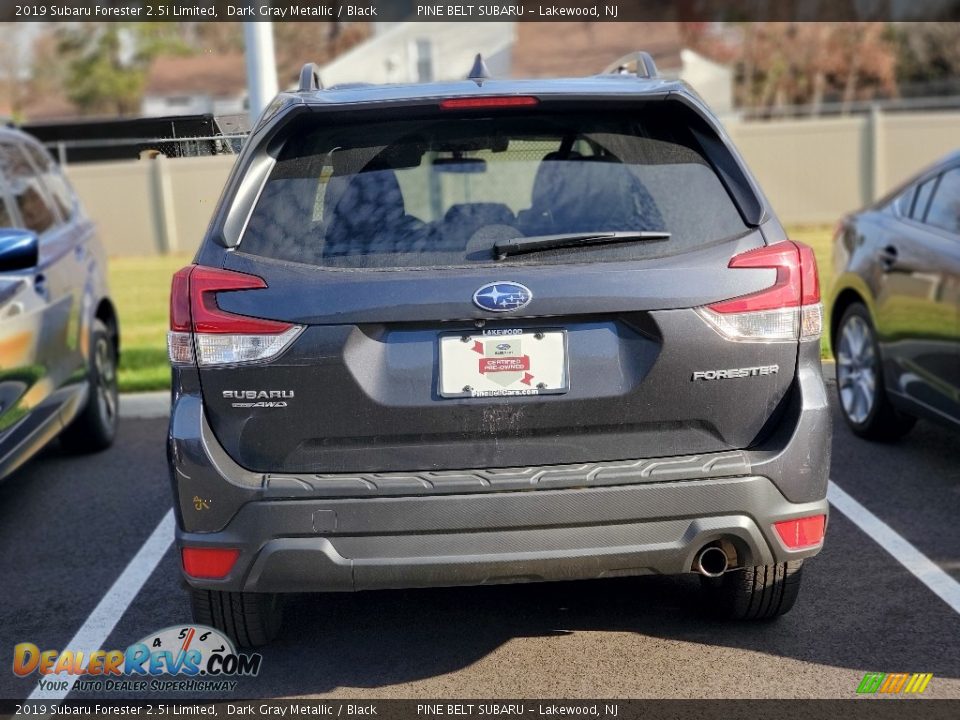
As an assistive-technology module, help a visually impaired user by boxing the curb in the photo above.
[822,359,836,383]
[119,391,169,419]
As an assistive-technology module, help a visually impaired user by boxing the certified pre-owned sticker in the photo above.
[692,365,779,381]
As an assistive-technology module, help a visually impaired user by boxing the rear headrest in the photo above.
[439,203,517,251]
[322,168,409,256]
[443,203,515,227]
[541,150,583,162]
[528,157,665,233]
[323,168,406,227]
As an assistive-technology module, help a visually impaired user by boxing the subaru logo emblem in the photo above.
[473,282,532,312]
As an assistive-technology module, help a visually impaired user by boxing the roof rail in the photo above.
[467,53,491,81]
[326,82,375,91]
[299,62,323,92]
[602,51,659,79]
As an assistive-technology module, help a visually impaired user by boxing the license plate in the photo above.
[438,329,568,399]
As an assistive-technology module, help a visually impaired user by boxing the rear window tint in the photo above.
[22,142,75,219]
[912,176,938,221]
[924,167,960,234]
[0,179,12,227]
[240,110,749,269]
[892,185,916,217]
[0,142,58,235]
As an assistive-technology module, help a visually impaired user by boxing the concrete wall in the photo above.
[66,159,167,256]
[62,111,959,257]
[65,155,236,257]
[727,110,960,225]
[879,112,960,196]
[727,116,869,225]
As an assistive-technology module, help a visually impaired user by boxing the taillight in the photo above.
[167,265,303,367]
[439,96,539,110]
[168,266,195,365]
[181,547,240,579]
[696,241,822,342]
[773,514,826,550]
[169,266,193,332]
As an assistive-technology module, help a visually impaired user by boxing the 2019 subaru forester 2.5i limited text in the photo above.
[167,58,831,646]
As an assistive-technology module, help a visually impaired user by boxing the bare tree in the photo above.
[894,23,960,96]
[0,23,25,119]
[699,23,898,115]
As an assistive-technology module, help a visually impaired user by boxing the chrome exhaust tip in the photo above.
[695,546,729,578]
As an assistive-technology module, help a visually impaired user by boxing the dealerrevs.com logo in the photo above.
[13,625,261,693]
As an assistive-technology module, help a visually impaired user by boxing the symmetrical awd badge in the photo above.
[222,390,294,408]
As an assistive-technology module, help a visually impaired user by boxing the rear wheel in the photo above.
[60,319,119,453]
[190,588,282,648]
[701,560,804,620]
[835,303,915,441]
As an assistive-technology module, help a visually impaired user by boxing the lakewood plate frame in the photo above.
[437,328,570,399]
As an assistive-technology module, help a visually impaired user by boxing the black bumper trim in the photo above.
[177,476,828,593]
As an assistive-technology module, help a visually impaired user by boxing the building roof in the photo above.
[145,53,247,97]
[7,93,78,122]
[511,22,683,78]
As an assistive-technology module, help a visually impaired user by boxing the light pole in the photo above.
[243,21,278,126]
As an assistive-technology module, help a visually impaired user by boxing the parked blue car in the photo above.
[0,127,119,479]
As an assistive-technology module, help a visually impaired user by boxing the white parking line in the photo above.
[22,479,960,704]
[27,509,175,701]
[828,480,960,615]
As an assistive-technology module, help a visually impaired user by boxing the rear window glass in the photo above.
[912,176,938,221]
[22,142,75,219]
[0,142,58,235]
[0,189,12,228]
[924,167,960,234]
[892,185,916,217]
[240,110,749,268]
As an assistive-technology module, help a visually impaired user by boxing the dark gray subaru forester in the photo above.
[168,56,831,646]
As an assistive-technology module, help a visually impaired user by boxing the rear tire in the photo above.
[190,588,282,648]
[701,560,804,620]
[834,303,915,441]
[60,319,119,453]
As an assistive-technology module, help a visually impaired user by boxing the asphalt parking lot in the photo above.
[1,378,958,701]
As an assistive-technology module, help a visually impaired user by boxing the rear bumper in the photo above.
[177,476,827,593]
[170,343,830,593]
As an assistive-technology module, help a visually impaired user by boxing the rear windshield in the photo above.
[239,109,748,268]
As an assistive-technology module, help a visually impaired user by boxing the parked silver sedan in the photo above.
[0,127,119,479]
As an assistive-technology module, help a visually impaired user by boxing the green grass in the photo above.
[109,255,191,393]
[109,228,837,393]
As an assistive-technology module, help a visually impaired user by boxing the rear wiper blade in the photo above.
[494,231,671,260]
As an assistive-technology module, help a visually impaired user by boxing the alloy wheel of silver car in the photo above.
[837,314,877,424]
[94,334,118,425]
